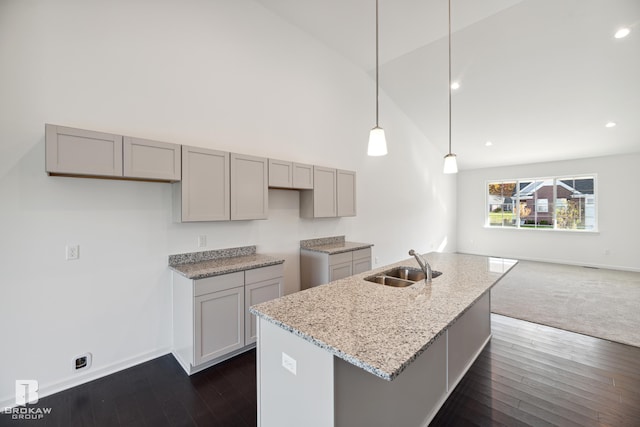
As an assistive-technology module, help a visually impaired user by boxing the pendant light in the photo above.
[368,0,388,156]
[443,0,458,173]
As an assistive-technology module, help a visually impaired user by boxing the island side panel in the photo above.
[171,272,194,374]
[447,291,491,391]
[257,319,334,427]
[299,249,329,289]
[333,333,447,427]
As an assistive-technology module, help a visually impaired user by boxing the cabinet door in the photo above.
[337,169,356,217]
[352,248,372,275]
[312,166,337,218]
[231,153,269,220]
[268,159,292,188]
[123,136,181,181]
[245,277,283,345]
[194,286,244,366]
[45,124,123,177]
[180,146,230,222]
[329,261,353,282]
[292,163,313,189]
[353,257,372,275]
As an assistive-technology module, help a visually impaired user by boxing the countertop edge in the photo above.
[300,242,374,255]
[170,257,285,280]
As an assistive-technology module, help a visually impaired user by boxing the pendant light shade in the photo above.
[368,0,388,156]
[443,153,458,174]
[443,0,458,174]
[368,127,387,156]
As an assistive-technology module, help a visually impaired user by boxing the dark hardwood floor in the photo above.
[2,314,639,426]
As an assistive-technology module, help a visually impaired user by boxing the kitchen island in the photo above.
[250,252,517,427]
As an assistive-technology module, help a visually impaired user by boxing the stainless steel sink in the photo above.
[365,275,415,288]
[364,267,442,287]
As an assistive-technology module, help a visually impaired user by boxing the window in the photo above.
[487,176,596,231]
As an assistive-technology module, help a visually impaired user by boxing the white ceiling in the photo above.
[255,0,640,170]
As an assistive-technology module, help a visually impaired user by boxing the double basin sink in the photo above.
[364,267,442,288]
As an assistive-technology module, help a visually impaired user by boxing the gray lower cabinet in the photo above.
[245,265,284,345]
[300,166,356,218]
[45,124,181,181]
[300,247,372,289]
[194,274,245,365]
[172,264,284,375]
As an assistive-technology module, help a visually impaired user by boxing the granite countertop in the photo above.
[250,252,517,381]
[300,235,373,255]
[169,246,285,280]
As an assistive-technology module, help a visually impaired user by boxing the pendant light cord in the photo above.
[375,0,380,128]
[448,0,452,155]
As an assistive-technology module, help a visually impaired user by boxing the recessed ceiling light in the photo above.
[615,28,630,39]
[450,82,460,90]
[485,141,493,147]
[605,121,617,128]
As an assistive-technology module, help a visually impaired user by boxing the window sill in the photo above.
[483,225,599,234]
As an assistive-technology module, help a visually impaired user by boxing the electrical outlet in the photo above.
[282,352,297,375]
[198,235,207,248]
[73,353,92,371]
[66,245,80,260]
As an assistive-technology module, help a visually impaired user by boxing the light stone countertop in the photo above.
[299,235,373,255]
[250,252,517,381]
[301,241,374,255]
[169,246,285,280]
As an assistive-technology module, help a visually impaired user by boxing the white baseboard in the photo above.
[1,347,171,410]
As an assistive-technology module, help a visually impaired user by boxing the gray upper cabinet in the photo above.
[176,146,230,222]
[45,124,123,177]
[268,160,313,190]
[45,124,181,182]
[123,136,181,181]
[231,153,268,220]
[300,166,356,218]
[268,159,293,188]
[300,166,337,218]
[292,163,313,189]
[337,169,356,217]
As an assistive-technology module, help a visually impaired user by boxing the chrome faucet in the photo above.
[408,249,432,283]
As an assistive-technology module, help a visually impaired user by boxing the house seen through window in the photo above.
[487,176,596,231]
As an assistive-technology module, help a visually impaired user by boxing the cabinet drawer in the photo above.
[352,247,371,261]
[329,251,352,266]
[194,271,244,297]
[245,264,284,284]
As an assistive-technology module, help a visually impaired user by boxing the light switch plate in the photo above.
[66,245,79,260]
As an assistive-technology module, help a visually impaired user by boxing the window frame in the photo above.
[485,174,598,232]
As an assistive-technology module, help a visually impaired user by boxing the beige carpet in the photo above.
[491,260,640,348]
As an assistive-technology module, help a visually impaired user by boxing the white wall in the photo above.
[456,153,640,271]
[0,0,456,405]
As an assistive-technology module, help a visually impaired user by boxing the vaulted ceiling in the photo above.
[255,0,640,170]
